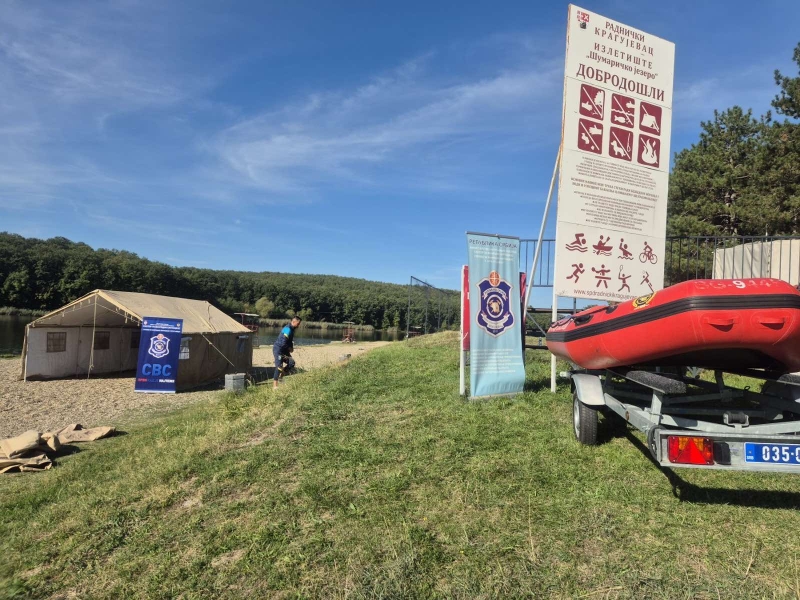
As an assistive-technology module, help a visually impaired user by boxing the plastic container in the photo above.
[225,373,246,392]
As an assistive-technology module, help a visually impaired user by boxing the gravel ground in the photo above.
[0,341,392,439]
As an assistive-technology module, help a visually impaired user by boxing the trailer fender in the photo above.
[572,373,605,406]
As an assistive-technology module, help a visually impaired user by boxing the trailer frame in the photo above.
[570,367,800,473]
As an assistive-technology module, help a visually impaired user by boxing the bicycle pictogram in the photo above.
[639,241,658,264]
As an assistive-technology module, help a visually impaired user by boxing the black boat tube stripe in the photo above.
[546,294,800,343]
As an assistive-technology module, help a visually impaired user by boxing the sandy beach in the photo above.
[0,341,392,438]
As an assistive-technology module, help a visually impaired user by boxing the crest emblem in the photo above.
[148,333,170,359]
[632,292,656,310]
[476,270,515,337]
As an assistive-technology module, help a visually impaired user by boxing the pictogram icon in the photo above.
[639,101,662,135]
[637,134,660,168]
[609,127,633,162]
[579,84,604,120]
[578,119,603,154]
[611,93,635,128]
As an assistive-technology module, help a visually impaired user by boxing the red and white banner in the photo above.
[461,265,470,351]
[555,5,675,302]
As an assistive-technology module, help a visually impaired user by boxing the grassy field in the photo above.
[3,333,800,598]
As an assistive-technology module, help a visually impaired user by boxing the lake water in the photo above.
[254,326,400,348]
[0,315,32,354]
[0,315,399,355]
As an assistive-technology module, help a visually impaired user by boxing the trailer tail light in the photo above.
[667,436,714,465]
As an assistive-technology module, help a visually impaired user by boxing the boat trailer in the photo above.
[569,367,800,473]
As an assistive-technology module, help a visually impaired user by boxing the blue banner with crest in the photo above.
[135,317,183,393]
[467,233,526,398]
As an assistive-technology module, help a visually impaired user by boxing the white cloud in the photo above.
[207,56,563,197]
[673,63,782,127]
[0,2,213,206]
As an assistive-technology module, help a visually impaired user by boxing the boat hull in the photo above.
[546,279,800,372]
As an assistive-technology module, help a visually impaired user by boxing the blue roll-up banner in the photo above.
[467,233,526,398]
[135,317,183,393]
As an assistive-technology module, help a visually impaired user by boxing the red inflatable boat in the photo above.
[547,279,800,372]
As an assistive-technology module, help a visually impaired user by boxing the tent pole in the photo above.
[200,333,237,369]
[88,296,97,379]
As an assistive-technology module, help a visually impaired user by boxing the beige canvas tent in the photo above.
[21,290,252,389]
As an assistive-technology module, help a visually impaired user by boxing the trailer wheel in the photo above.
[573,392,599,445]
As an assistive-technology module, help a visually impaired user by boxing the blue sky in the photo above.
[1,0,798,299]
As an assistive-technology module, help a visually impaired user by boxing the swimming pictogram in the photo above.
[567,263,585,283]
[639,241,658,264]
[578,119,603,155]
[592,235,613,256]
[618,266,631,293]
[618,238,633,260]
[565,233,587,253]
[579,84,604,120]
[592,264,611,288]
[641,270,654,293]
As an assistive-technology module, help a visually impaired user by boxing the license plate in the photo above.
[745,443,800,464]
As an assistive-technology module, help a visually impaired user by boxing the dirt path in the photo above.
[0,341,392,438]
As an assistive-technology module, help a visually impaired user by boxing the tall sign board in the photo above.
[555,5,675,302]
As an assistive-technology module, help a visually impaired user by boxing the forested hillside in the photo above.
[0,233,458,330]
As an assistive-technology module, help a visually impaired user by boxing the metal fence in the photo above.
[405,276,458,338]
[665,236,800,286]
[520,238,557,288]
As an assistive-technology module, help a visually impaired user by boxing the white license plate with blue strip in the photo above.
[745,443,800,465]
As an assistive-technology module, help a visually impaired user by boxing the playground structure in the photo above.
[405,276,457,339]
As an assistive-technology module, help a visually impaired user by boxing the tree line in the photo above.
[0,233,459,331]
[663,42,800,283]
[668,43,800,237]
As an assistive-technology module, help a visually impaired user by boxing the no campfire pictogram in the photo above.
[637,134,660,168]
[639,101,662,135]
[608,127,633,162]
[579,84,604,120]
[577,118,603,154]
[611,93,635,128]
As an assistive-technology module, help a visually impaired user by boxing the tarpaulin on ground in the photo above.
[0,424,116,474]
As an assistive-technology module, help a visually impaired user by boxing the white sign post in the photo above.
[554,5,675,303]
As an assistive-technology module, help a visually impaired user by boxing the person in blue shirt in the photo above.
[273,316,301,389]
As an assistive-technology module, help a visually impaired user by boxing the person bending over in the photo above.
[273,316,301,389]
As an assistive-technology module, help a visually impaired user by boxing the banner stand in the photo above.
[459,265,468,396]
[466,233,526,399]
[551,285,559,393]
